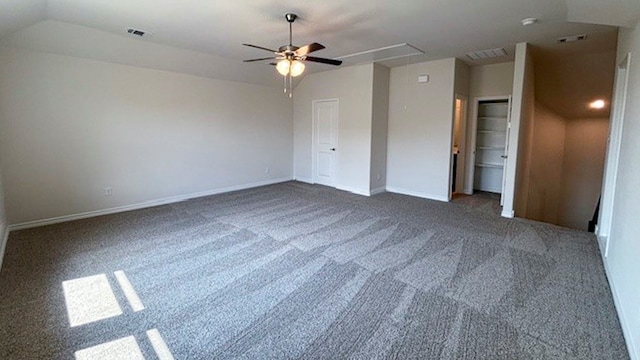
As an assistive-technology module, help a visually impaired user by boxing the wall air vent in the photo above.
[557,34,587,43]
[465,48,507,61]
[127,28,148,37]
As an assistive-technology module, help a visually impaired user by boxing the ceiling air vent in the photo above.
[127,28,148,37]
[557,34,587,43]
[465,48,507,61]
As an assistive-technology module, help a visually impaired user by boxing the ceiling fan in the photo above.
[243,13,343,96]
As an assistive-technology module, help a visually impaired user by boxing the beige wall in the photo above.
[0,165,7,269]
[293,64,374,194]
[514,101,608,231]
[524,103,566,223]
[558,117,608,230]
[387,58,456,201]
[453,60,470,194]
[469,62,515,99]
[508,43,535,218]
[535,50,616,119]
[0,47,293,225]
[465,62,514,194]
[370,64,390,192]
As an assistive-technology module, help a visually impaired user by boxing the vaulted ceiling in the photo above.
[0,0,638,89]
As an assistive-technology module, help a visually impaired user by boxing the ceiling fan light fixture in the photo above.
[290,60,305,77]
[243,12,340,95]
[276,60,290,76]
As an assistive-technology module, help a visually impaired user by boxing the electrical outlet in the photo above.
[265,167,270,175]
[104,187,113,196]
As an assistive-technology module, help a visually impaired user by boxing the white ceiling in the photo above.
[0,0,638,87]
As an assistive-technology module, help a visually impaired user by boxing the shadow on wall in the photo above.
[517,46,616,231]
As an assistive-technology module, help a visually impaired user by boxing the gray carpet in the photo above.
[0,181,629,359]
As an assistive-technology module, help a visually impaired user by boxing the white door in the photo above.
[313,100,338,186]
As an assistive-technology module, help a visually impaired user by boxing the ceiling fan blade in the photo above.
[295,42,325,56]
[243,57,278,62]
[304,56,343,66]
[243,43,278,53]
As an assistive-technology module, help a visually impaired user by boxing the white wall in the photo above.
[387,58,456,201]
[602,22,640,360]
[0,47,293,225]
[557,117,609,230]
[370,64,390,192]
[506,42,535,218]
[1,20,283,89]
[293,63,374,195]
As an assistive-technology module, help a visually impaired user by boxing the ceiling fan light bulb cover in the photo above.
[276,60,290,76]
[290,60,305,77]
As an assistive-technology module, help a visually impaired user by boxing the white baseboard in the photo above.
[501,209,515,218]
[370,186,386,195]
[7,177,293,231]
[0,224,9,271]
[597,234,608,258]
[602,254,638,360]
[294,177,314,184]
[336,185,371,197]
[385,186,449,202]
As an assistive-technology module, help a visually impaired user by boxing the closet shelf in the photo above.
[475,163,503,169]
[477,129,506,133]
[477,146,505,150]
[478,116,508,120]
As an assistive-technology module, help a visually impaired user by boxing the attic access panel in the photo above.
[336,43,425,65]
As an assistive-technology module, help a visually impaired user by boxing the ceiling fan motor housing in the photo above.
[279,45,300,54]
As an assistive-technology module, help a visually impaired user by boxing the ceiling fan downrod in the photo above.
[285,13,297,47]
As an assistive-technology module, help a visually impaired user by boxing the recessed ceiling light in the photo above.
[521,18,537,26]
[589,99,606,109]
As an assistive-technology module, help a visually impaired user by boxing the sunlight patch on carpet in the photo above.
[114,270,145,312]
[63,274,122,327]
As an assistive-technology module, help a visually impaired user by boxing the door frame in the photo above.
[449,94,468,199]
[464,95,512,195]
[597,53,631,257]
[311,99,340,187]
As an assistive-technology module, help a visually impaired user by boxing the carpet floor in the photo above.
[0,181,629,359]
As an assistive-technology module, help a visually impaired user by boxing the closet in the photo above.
[473,99,510,194]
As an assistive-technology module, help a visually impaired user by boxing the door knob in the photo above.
[330,148,336,151]
[501,155,508,159]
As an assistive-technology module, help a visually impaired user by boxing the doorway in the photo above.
[597,53,631,257]
[312,99,339,187]
[466,97,512,204]
[450,95,467,198]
